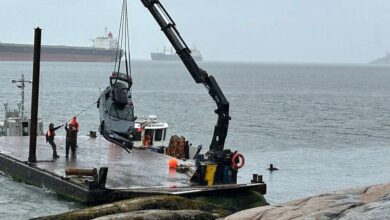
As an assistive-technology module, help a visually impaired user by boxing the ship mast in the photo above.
[11,74,32,119]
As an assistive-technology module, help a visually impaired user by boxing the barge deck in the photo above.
[0,136,266,203]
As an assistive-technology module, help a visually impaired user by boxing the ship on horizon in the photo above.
[371,52,390,64]
[151,46,203,62]
[0,29,123,62]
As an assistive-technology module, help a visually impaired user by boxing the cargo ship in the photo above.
[371,52,390,64]
[0,30,123,62]
[151,46,203,61]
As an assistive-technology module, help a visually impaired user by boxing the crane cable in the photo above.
[113,0,132,92]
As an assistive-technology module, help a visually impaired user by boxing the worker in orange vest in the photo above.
[64,123,78,159]
[69,116,80,130]
[46,123,63,159]
[68,116,80,147]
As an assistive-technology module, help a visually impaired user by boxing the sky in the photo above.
[1,0,390,63]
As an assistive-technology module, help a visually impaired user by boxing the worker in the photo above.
[68,116,79,147]
[46,123,63,159]
[69,116,80,130]
[143,133,151,147]
[64,123,78,159]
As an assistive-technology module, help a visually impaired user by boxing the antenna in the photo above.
[11,74,32,119]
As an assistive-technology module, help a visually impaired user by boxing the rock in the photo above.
[225,183,390,220]
[35,190,268,220]
[194,190,268,213]
[92,209,216,220]
[35,195,230,220]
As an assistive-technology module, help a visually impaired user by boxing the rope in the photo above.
[98,132,101,167]
[112,0,133,92]
[113,0,125,73]
[73,101,97,118]
[58,101,97,126]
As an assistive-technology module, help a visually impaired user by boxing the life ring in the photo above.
[232,152,245,169]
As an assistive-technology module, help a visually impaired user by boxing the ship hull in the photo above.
[151,52,203,62]
[371,54,390,64]
[0,43,122,62]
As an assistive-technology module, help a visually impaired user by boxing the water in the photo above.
[1,61,390,218]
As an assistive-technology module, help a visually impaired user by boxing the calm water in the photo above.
[0,61,390,219]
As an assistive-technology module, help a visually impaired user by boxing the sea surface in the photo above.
[0,61,390,219]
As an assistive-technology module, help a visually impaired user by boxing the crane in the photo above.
[141,0,243,184]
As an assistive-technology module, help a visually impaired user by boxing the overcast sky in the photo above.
[1,0,390,63]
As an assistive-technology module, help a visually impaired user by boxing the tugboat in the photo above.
[0,74,44,136]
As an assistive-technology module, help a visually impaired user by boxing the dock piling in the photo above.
[28,27,42,162]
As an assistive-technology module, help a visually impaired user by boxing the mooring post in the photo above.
[28,27,42,162]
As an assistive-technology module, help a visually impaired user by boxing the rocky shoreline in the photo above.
[226,183,390,220]
[35,183,390,220]
[34,190,267,220]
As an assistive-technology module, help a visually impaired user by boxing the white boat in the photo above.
[133,115,169,152]
[0,74,44,136]
[133,115,201,160]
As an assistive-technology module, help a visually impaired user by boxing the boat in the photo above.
[151,46,203,61]
[371,52,390,64]
[134,115,202,160]
[133,115,169,151]
[0,29,123,62]
[0,74,44,136]
[133,115,201,160]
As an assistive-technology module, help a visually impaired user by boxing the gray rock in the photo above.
[92,209,216,220]
[225,183,390,220]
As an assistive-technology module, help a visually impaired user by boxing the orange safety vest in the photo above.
[47,129,55,137]
[69,118,80,130]
[143,134,151,147]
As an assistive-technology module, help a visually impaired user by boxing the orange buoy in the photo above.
[168,158,178,169]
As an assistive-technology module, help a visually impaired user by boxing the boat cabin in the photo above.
[0,103,44,136]
[133,115,168,149]
[0,74,44,137]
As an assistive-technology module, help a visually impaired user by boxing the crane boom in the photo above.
[141,0,231,152]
